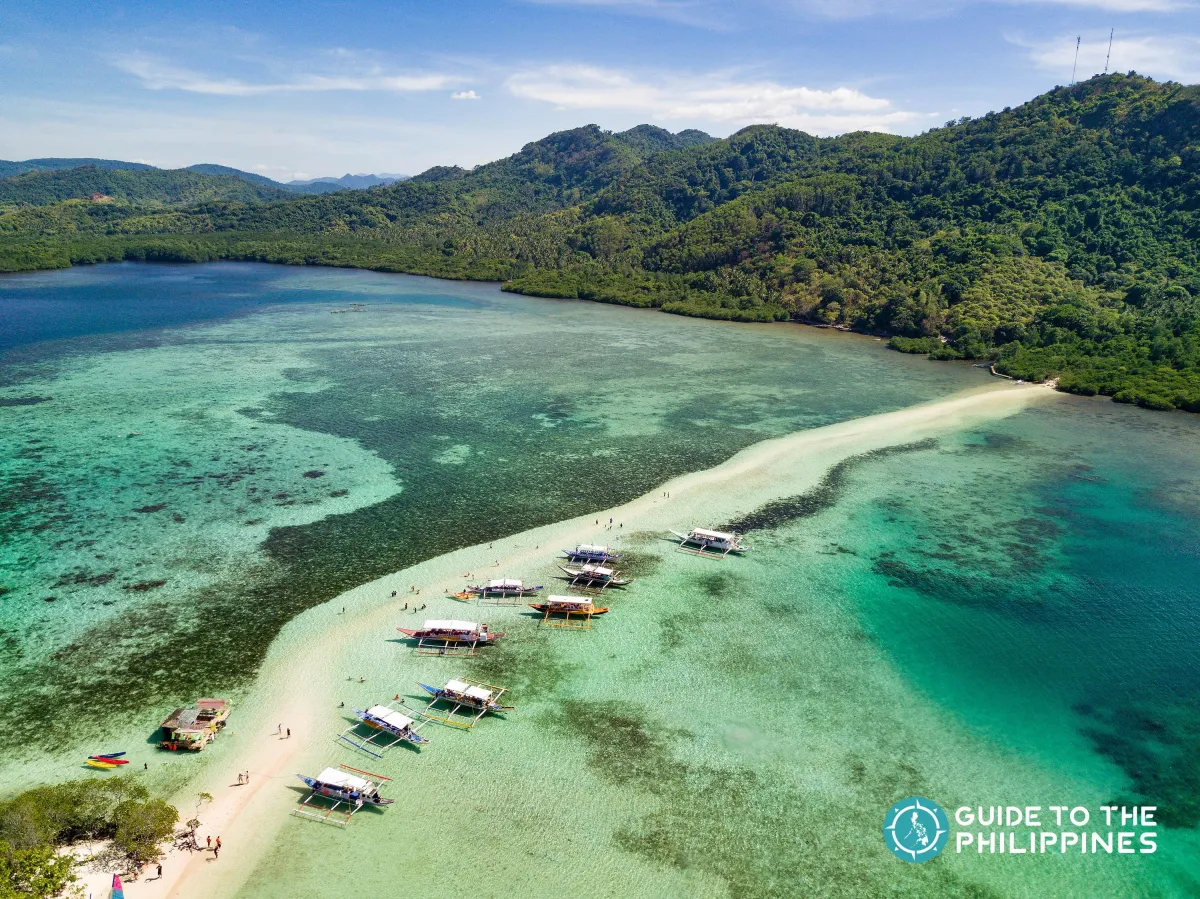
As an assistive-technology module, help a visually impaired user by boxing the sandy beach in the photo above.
[76,381,1048,899]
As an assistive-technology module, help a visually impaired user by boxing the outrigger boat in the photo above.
[338,703,429,758]
[397,619,503,656]
[562,543,623,564]
[530,594,608,629]
[455,578,543,605]
[294,764,393,826]
[671,527,750,558]
[558,563,632,589]
[418,678,513,728]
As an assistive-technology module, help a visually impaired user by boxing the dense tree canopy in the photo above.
[1,74,1198,410]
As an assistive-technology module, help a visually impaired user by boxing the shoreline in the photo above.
[0,256,1073,401]
[74,380,1052,899]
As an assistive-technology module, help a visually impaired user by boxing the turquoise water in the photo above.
[0,262,986,755]
[234,394,1200,899]
[4,263,1199,897]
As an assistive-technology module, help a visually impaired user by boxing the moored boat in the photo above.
[562,543,623,563]
[418,677,513,728]
[558,563,632,587]
[85,758,120,770]
[460,578,542,600]
[338,704,429,757]
[294,765,393,825]
[530,594,608,628]
[397,619,503,655]
[671,527,749,557]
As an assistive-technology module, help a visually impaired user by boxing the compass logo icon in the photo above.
[883,796,949,862]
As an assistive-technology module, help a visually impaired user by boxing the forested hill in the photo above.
[0,165,294,207]
[1,79,1199,411]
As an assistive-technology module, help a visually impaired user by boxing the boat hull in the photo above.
[418,682,496,711]
[529,603,609,615]
[397,627,503,643]
[298,776,394,806]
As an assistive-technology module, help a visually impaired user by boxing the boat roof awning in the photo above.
[693,528,734,541]
[424,619,479,632]
[464,686,492,701]
[576,544,609,553]
[547,594,591,609]
[365,706,414,730]
[316,768,370,791]
[582,565,613,576]
[445,678,471,693]
[488,578,523,588]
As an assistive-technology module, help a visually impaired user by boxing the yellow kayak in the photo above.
[85,759,119,770]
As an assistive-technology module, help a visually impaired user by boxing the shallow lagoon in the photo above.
[2,263,1198,898]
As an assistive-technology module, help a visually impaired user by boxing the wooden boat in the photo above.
[671,527,749,557]
[294,765,393,825]
[158,698,231,751]
[562,543,623,563]
[530,594,608,628]
[460,578,542,602]
[558,563,631,587]
[418,678,513,728]
[338,704,429,758]
[397,620,503,656]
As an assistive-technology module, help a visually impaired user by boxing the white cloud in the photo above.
[451,90,482,100]
[112,53,462,95]
[520,0,726,28]
[505,64,925,134]
[1002,0,1188,9]
[1013,31,1200,83]
[774,0,1187,18]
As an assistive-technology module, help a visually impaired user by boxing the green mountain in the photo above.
[0,165,293,207]
[1,88,1197,411]
[0,157,157,178]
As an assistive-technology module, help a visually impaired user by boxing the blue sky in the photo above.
[1,0,1197,180]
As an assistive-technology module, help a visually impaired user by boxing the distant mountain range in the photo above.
[0,158,407,194]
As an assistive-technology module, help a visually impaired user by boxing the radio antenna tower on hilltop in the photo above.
[1104,29,1114,75]
[1071,36,1081,84]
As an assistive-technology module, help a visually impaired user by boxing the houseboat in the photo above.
[671,527,750,557]
[158,698,231,751]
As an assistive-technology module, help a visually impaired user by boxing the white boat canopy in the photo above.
[316,767,370,791]
[580,565,613,576]
[445,678,472,693]
[692,528,735,541]
[464,685,493,702]
[424,620,481,633]
[487,578,523,589]
[546,594,592,610]
[576,544,610,553]
[364,706,414,730]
